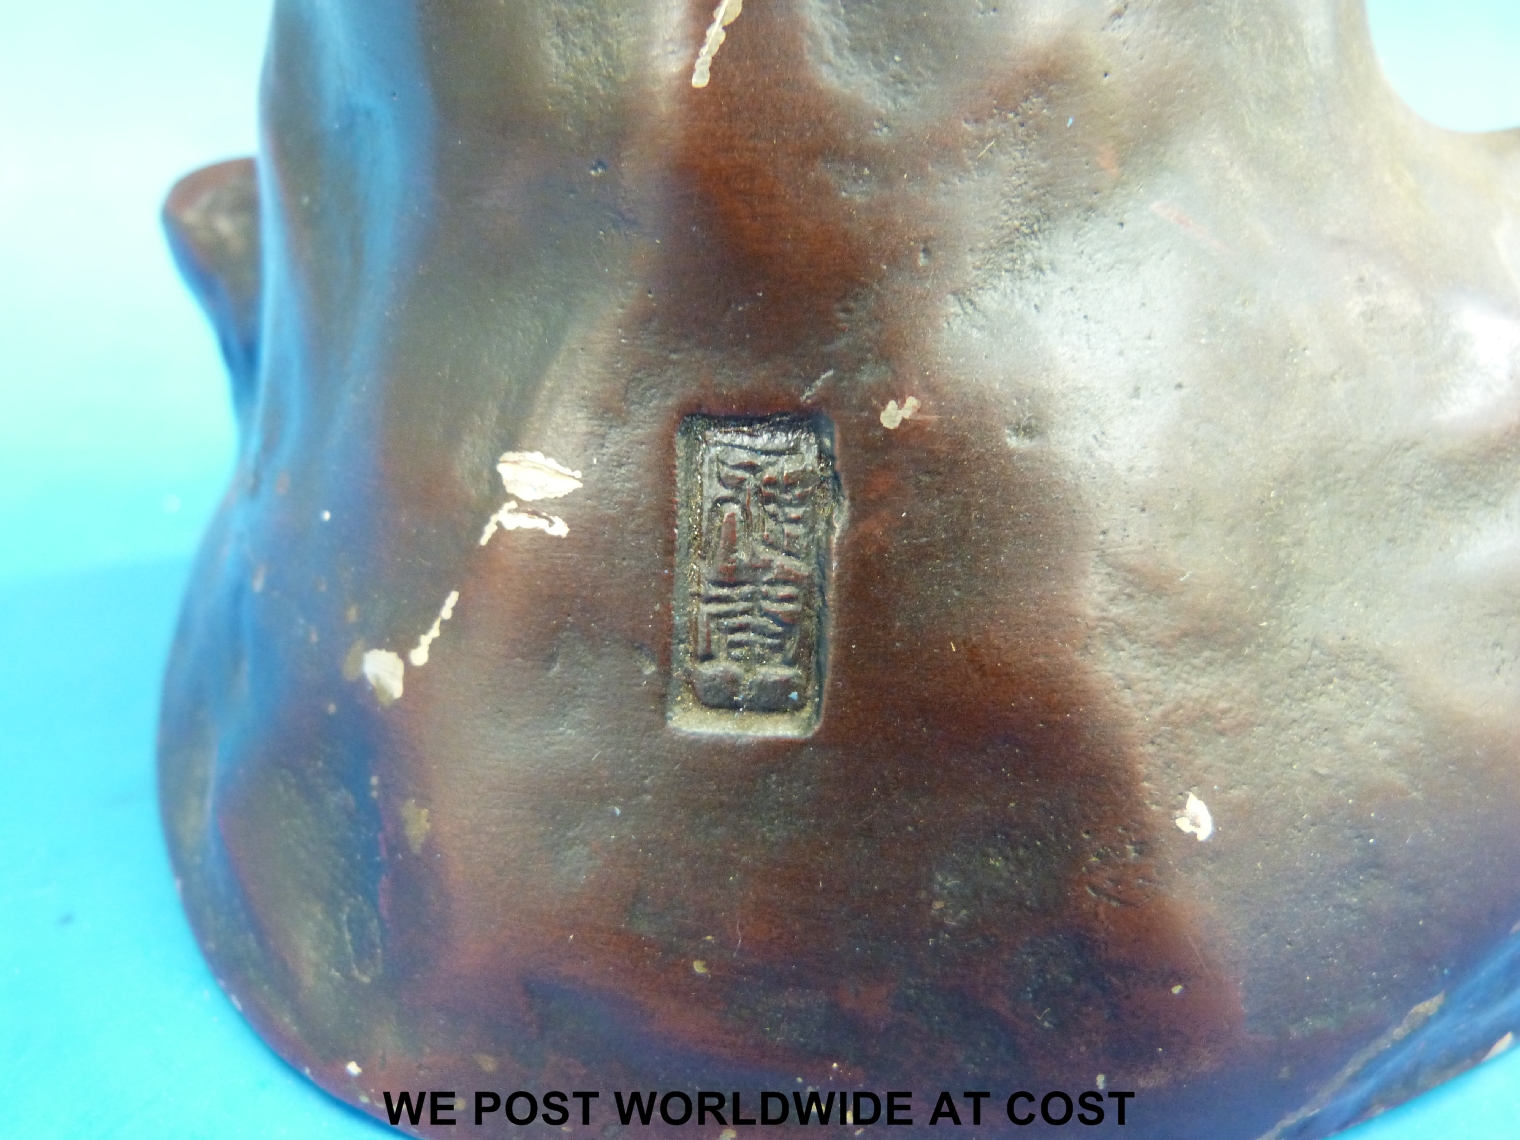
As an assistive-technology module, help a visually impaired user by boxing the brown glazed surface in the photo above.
[160,1,1520,1136]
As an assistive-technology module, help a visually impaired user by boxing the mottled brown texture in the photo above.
[160,1,1520,1136]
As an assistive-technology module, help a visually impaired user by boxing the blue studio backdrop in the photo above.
[2,1,1518,1136]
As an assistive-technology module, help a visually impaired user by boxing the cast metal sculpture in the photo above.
[159,1,1520,1136]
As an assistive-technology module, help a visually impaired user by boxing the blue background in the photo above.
[1,2,1517,1136]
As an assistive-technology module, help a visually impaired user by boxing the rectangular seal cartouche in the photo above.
[671,415,840,737]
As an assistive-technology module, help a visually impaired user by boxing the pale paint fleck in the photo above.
[400,798,431,855]
[1175,792,1214,841]
[251,564,266,593]
[693,959,710,975]
[480,452,581,542]
[409,590,460,666]
[1096,1074,1106,1091]
[361,649,405,705]
[803,368,835,402]
[1413,992,1446,1020]
[480,501,570,543]
[719,1130,738,1140]
[1171,984,1184,995]
[691,0,743,88]
[1485,1031,1515,1061]
[345,1061,362,1077]
[496,451,583,501]
[475,1053,499,1073]
[880,396,921,429]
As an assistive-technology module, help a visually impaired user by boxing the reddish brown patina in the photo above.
[161,2,1520,1136]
